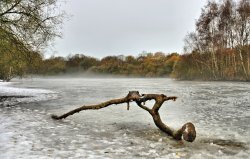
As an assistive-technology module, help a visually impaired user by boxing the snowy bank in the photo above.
[0,82,57,106]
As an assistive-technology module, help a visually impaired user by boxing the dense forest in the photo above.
[173,0,250,81]
[31,52,179,77]
[0,0,250,81]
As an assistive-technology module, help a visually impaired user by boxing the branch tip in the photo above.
[51,114,59,120]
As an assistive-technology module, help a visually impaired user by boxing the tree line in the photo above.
[173,0,250,81]
[34,52,179,77]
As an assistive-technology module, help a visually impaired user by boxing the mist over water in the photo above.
[0,77,249,158]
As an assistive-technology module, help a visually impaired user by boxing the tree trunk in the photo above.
[52,91,196,142]
[239,50,248,80]
[233,53,237,78]
[247,51,250,76]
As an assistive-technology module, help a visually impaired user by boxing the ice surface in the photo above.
[0,78,249,158]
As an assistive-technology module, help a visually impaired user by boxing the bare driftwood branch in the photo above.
[51,91,196,142]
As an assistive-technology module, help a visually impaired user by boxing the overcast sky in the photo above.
[46,0,206,58]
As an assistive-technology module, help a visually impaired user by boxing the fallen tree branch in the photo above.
[51,91,196,142]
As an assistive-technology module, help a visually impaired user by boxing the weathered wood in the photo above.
[51,91,196,142]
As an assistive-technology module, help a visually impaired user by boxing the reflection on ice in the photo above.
[0,78,250,158]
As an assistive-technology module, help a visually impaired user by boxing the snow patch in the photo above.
[0,82,57,106]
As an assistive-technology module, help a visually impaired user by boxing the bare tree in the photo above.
[235,0,250,79]
[0,0,64,81]
[0,0,64,50]
[219,0,235,48]
[180,0,250,81]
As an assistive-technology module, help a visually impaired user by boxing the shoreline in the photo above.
[0,95,31,102]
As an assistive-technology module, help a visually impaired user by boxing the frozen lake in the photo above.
[0,77,249,158]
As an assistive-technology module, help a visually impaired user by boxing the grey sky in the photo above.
[47,0,206,58]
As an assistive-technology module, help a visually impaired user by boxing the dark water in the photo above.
[0,77,249,158]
